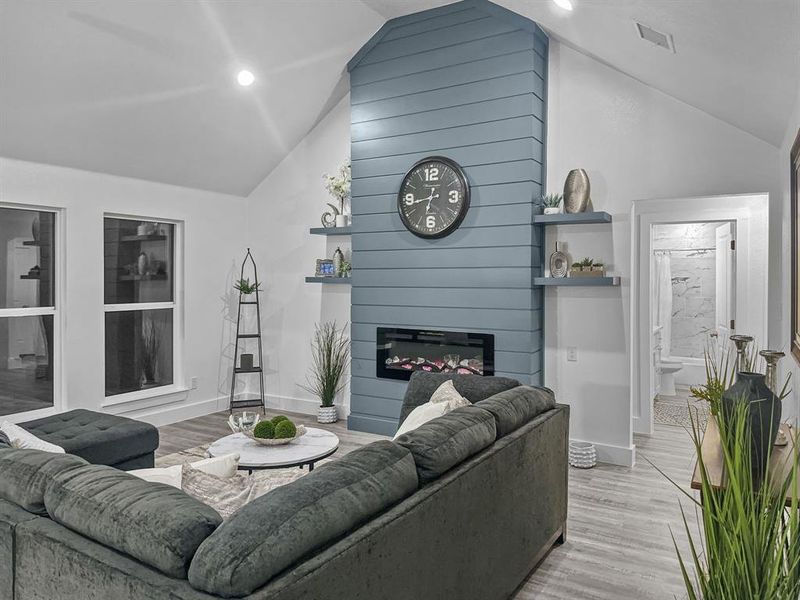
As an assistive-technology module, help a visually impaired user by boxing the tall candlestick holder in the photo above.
[730,334,754,380]
[759,350,786,394]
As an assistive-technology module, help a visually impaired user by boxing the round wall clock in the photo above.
[397,156,470,239]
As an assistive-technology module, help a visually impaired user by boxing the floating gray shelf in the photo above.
[534,276,620,286]
[533,212,612,225]
[305,277,352,284]
[309,226,352,236]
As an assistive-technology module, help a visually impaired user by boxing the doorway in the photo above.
[630,194,769,436]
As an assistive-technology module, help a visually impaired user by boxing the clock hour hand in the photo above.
[426,192,439,213]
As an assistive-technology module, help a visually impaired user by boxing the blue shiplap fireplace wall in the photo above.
[347,0,548,435]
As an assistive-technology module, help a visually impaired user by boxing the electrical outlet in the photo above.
[566,347,578,362]
[190,377,198,389]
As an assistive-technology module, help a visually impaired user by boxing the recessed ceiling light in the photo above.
[237,70,255,87]
[552,0,573,11]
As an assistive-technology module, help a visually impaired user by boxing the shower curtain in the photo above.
[654,253,672,358]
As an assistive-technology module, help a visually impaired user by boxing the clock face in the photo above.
[397,157,470,239]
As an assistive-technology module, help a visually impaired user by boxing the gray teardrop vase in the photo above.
[563,169,591,214]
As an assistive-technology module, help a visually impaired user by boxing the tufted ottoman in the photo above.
[19,409,159,470]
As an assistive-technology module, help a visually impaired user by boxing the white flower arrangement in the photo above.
[322,159,351,210]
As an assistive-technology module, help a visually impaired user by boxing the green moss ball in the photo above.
[271,415,289,425]
[274,420,297,439]
[253,420,275,439]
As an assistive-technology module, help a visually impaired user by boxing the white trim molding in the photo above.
[571,437,636,468]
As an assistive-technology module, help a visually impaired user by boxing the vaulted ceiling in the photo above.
[1,0,797,196]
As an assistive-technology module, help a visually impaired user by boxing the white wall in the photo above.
[544,42,782,465]
[0,158,248,425]
[245,96,352,417]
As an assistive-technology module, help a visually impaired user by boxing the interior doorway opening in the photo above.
[630,194,769,437]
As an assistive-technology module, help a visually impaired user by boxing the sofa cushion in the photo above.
[44,464,222,579]
[395,405,496,484]
[188,440,418,597]
[0,448,87,515]
[20,409,159,468]
[399,373,521,425]
[475,385,556,438]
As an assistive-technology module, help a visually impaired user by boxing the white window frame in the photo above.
[0,202,65,423]
[101,213,185,407]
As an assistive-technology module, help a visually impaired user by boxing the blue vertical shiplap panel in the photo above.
[348,0,547,435]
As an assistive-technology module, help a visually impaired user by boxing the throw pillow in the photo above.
[181,463,305,520]
[429,379,470,408]
[0,431,11,449]
[0,421,64,454]
[129,453,241,489]
[392,380,470,440]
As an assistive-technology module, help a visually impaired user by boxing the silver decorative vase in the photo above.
[563,169,591,214]
[549,241,568,278]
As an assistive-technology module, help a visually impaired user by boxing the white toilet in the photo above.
[659,358,683,396]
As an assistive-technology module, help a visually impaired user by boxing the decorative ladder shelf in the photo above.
[229,248,266,413]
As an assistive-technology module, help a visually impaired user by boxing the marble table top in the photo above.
[207,428,340,468]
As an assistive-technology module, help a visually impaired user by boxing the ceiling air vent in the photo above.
[635,22,675,53]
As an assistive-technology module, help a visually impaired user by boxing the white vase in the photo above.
[543,207,561,215]
[335,214,347,228]
[568,441,597,469]
[317,405,338,424]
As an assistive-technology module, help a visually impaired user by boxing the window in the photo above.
[103,217,179,398]
[0,206,59,417]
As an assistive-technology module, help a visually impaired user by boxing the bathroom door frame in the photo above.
[630,193,769,436]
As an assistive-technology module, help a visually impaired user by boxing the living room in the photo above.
[1,0,799,598]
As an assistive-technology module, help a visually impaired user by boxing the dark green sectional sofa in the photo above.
[0,374,569,600]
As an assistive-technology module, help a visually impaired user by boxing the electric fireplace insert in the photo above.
[376,327,495,381]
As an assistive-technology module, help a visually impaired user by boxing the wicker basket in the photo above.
[244,425,307,446]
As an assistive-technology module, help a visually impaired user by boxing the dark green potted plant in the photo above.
[301,322,350,423]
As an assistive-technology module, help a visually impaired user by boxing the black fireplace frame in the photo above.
[376,327,495,381]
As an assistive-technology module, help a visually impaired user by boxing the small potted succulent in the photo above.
[569,257,604,278]
[301,322,350,423]
[540,193,563,215]
[234,278,261,294]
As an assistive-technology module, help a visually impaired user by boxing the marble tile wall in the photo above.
[653,223,718,358]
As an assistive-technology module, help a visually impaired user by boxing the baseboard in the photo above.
[571,437,636,467]
[265,393,349,419]
[110,396,226,427]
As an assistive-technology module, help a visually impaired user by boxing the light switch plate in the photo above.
[566,347,578,362]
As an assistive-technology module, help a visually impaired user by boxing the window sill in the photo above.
[102,384,190,408]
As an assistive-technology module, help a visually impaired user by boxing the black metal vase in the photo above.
[721,372,781,482]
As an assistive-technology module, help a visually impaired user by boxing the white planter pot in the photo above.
[543,207,561,215]
[569,442,597,469]
[317,405,338,424]
[335,214,348,228]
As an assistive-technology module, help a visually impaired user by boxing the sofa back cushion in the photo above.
[475,386,556,438]
[44,464,222,579]
[399,373,520,425]
[395,405,496,484]
[0,448,87,515]
[188,440,418,598]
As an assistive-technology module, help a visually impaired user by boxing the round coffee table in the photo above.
[207,428,339,474]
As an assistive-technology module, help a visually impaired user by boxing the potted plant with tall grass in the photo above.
[301,321,350,423]
[656,337,799,599]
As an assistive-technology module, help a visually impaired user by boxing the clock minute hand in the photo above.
[426,192,439,213]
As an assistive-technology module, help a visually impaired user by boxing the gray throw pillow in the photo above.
[0,431,11,449]
[0,448,87,515]
[45,464,222,579]
[475,385,556,437]
[395,405,496,484]
[188,441,418,597]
